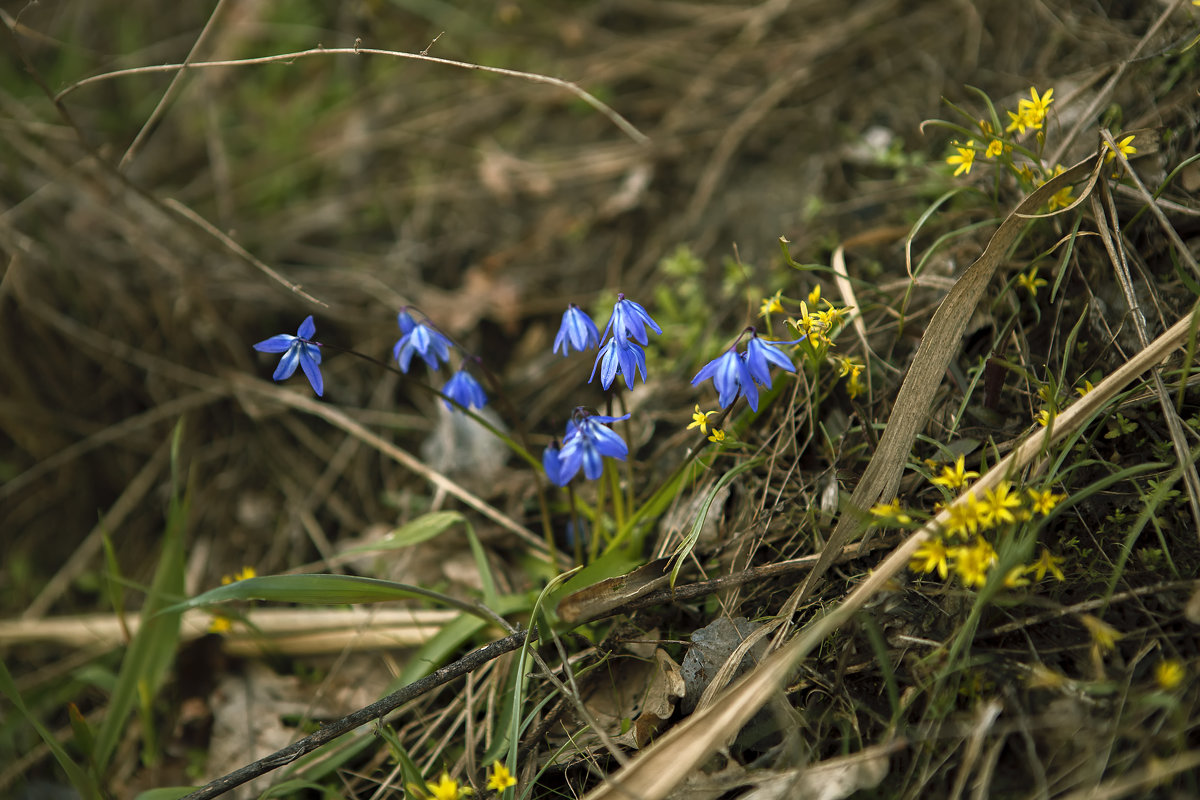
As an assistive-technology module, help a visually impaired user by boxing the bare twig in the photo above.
[54,45,650,147]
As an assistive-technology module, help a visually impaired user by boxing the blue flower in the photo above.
[692,348,755,410]
[253,315,324,396]
[590,334,647,390]
[544,410,631,486]
[554,304,602,356]
[743,335,799,390]
[603,293,662,345]
[392,316,453,372]
[442,370,488,411]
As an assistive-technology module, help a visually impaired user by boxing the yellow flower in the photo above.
[978,119,994,136]
[707,429,726,443]
[1104,134,1136,164]
[222,566,257,585]
[846,372,864,399]
[1026,547,1065,581]
[982,481,1022,526]
[1016,267,1048,297]
[1002,566,1030,588]
[1022,86,1054,122]
[688,405,716,434]
[985,138,1004,159]
[208,615,233,634]
[759,290,784,318]
[486,761,517,791]
[1044,165,1075,211]
[1080,614,1122,652]
[946,140,977,176]
[1005,108,1035,135]
[930,455,979,490]
[426,773,470,800]
[808,284,822,306]
[1075,380,1095,397]
[1027,488,1063,516]
[952,539,998,588]
[870,499,911,525]
[1036,409,1055,428]
[1154,659,1185,691]
[910,537,951,579]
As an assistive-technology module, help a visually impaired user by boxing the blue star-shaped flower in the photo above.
[441,370,488,411]
[253,315,324,396]
[744,336,799,390]
[392,315,453,372]
[691,348,755,410]
[602,293,662,345]
[554,304,602,356]
[591,334,647,390]
[544,410,631,486]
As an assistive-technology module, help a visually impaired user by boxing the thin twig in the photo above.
[54,46,650,147]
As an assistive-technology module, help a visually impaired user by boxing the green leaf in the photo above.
[93,455,189,771]
[667,458,764,588]
[168,574,484,618]
[0,659,100,798]
[338,511,466,556]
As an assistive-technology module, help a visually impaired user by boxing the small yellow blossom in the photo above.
[1036,409,1055,428]
[946,140,977,176]
[1075,380,1095,397]
[222,566,257,585]
[846,371,864,399]
[1044,165,1076,211]
[486,761,517,791]
[759,290,785,318]
[953,539,998,588]
[870,498,911,525]
[943,492,985,537]
[1022,87,1054,122]
[978,119,994,136]
[1027,488,1063,516]
[1103,134,1136,164]
[707,429,726,443]
[1027,547,1065,581]
[1016,267,1048,297]
[688,405,716,434]
[208,615,233,634]
[930,455,979,490]
[1154,659,1185,691]
[426,772,471,800]
[1080,614,1122,652]
[808,285,821,306]
[910,537,951,579]
[1002,566,1031,588]
[982,481,1022,526]
[985,139,1004,159]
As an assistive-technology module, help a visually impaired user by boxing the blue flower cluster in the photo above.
[691,330,800,411]
[253,308,488,411]
[543,409,631,487]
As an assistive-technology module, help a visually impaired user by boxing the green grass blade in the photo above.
[338,511,466,555]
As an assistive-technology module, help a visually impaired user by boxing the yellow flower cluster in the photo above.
[786,285,852,351]
[1005,87,1053,135]
[875,464,1067,589]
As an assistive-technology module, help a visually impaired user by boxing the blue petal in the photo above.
[254,334,297,353]
[443,371,488,411]
[299,351,324,396]
[543,446,567,487]
[397,309,417,335]
[297,315,316,340]
[579,440,606,480]
[272,345,301,381]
